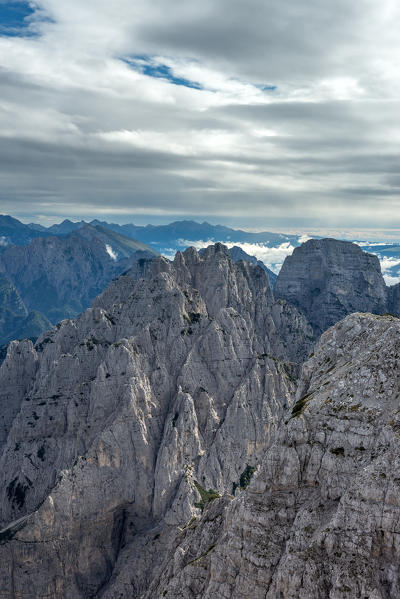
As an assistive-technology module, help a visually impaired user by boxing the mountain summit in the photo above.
[275,238,388,335]
[0,244,312,597]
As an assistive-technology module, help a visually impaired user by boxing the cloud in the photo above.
[175,237,400,282]
[383,274,400,286]
[177,239,296,272]
[298,234,312,244]
[359,242,395,247]
[0,0,400,227]
[369,255,400,286]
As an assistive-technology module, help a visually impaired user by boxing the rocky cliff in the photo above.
[227,245,277,287]
[0,273,28,338]
[0,244,313,598]
[387,282,400,317]
[148,312,400,599]
[274,238,388,335]
[0,226,157,325]
[0,274,52,345]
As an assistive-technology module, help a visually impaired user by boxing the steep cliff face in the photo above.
[0,229,157,324]
[0,244,313,598]
[227,246,277,287]
[387,282,400,317]
[149,312,400,599]
[0,273,28,340]
[0,274,51,345]
[274,238,388,335]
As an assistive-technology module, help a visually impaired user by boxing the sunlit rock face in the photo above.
[149,313,400,599]
[275,238,388,336]
[0,244,313,598]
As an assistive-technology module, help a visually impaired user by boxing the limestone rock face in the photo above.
[275,238,388,335]
[151,313,400,599]
[387,282,400,316]
[228,245,277,287]
[0,244,312,598]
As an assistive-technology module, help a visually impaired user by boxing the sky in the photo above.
[0,0,400,230]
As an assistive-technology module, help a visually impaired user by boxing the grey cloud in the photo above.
[138,0,367,81]
[0,0,399,229]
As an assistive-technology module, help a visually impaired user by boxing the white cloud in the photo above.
[1,0,400,227]
[298,234,312,244]
[383,274,400,286]
[176,239,215,249]
[378,256,400,270]
[177,239,295,273]
[372,255,400,286]
[0,236,8,247]
[359,242,395,247]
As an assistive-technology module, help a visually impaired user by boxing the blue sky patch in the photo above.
[0,0,37,36]
[257,84,277,92]
[122,56,203,90]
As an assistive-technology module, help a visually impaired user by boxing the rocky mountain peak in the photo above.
[147,312,400,598]
[0,243,313,597]
[1,238,399,598]
[275,237,388,335]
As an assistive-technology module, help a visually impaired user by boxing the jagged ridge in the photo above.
[0,244,312,598]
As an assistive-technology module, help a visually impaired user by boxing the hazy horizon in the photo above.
[3,212,398,244]
[0,1,400,228]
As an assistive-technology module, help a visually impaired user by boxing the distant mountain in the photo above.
[47,219,87,235]
[26,223,48,232]
[0,274,52,345]
[74,224,159,258]
[0,225,158,340]
[0,273,28,341]
[96,219,300,254]
[228,245,278,287]
[275,238,388,335]
[3,310,52,346]
[0,215,53,246]
[0,216,302,258]
[199,244,277,287]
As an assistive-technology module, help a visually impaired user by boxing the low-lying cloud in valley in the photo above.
[176,239,297,273]
[173,237,400,284]
[373,256,400,286]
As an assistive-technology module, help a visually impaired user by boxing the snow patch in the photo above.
[105,244,117,261]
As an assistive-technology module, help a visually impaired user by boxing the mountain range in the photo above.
[0,213,399,346]
[1,238,400,597]
[1,214,302,253]
[0,216,286,345]
[0,222,158,345]
[4,214,400,280]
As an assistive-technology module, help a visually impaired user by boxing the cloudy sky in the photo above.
[0,0,400,229]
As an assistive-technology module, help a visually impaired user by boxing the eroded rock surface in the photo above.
[387,282,400,317]
[0,244,312,598]
[275,238,388,335]
[151,312,400,599]
[0,226,157,324]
